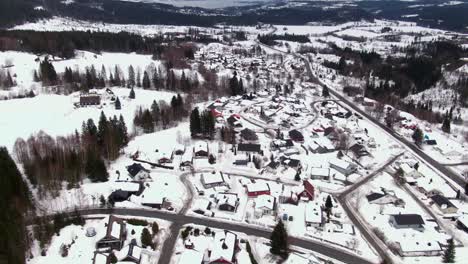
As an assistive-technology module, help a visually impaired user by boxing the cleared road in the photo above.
[69,207,374,264]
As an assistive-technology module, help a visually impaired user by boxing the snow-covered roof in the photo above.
[111,221,121,239]
[216,193,238,207]
[94,252,108,264]
[255,195,275,210]
[400,163,414,175]
[311,167,330,177]
[210,231,236,262]
[398,239,441,253]
[246,182,269,193]
[305,202,322,224]
[140,185,165,205]
[284,253,320,264]
[113,181,140,192]
[178,250,204,264]
[329,158,353,169]
[202,172,225,185]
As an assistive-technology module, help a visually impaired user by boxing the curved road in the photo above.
[68,207,374,264]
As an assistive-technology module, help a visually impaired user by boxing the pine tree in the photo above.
[270,220,289,259]
[86,155,108,182]
[136,68,142,87]
[325,195,333,212]
[151,100,160,125]
[142,71,151,89]
[97,111,108,147]
[152,70,159,89]
[114,66,121,87]
[128,65,135,88]
[118,115,129,146]
[443,238,455,263]
[442,117,451,133]
[129,87,135,99]
[115,97,121,110]
[322,85,330,97]
[141,228,152,248]
[190,107,201,137]
[109,252,117,264]
[412,127,424,147]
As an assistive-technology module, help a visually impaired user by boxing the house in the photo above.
[289,129,304,143]
[430,194,458,214]
[194,142,209,158]
[298,180,315,201]
[178,249,204,264]
[366,191,402,206]
[246,182,270,197]
[140,187,165,209]
[254,194,276,218]
[216,193,239,212]
[80,94,101,106]
[109,189,133,203]
[280,156,302,170]
[126,163,151,181]
[265,160,280,174]
[310,167,330,180]
[396,239,442,257]
[92,252,109,264]
[305,202,323,228]
[329,159,357,176]
[400,163,422,179]
[117,240,142,263]
[201,171,226,189]
[389,214,425,230]
[240,128,258,141]
[227,114,242,128]
[209,231,238,264]
[457,215,468,233]
[180,151,193,170]
[348,144,370,158]
[270,139,294,150]
[237,143,261,154]
[96,215,127,250]
[309,137,335,153]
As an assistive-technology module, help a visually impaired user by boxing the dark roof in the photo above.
[267,161,280,169]
[391,214,425,226]
[285,139,294,147]
[366,192,385,202]
[287,158,301,168]
[109,190,131,202]
[323,127,336,136]
[233,160,249,166]
[238,143,261,153]
[127,163,147,177]
[425,139,437,145]
[289,129,304,139]
[431,194,456,209]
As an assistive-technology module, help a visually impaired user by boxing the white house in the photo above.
[329,159,357,176]
[254,194,276,218]
[397,239,442,257]
[201,171,226,189]
[305,202,323,228]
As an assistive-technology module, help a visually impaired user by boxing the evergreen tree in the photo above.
[136,68,142,87]
[190,107,201,137]
[4,71,14,88]
[325,195,333,212]
[142,71,151,89]
[0,147,33,264]
[151,100,160,125]
[152,70,159,89]
[443,238,455,263]
[412,127,424,147]
[322,85,330,97]
[109,252,117,264]
[141,109,154,133]
[128,65,135,88]
[141,228,152,248]
[230,72,240,96]
[129,87,136,99]
[442,117,451,133]
[270,220,289,259]
[115,97,121,110]
[114,66,121,86]
[97,111,108,147]
[86,155,108,182]
[118,115,129,146]
[33,69,40,82]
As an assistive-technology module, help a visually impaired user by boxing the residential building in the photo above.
[305,202,323,228]
[201,171,226,189]
[209,231,238,264]
[389,214,425,230]
[96,215,127,250]
[126,163,151,181]
[254,194,276,218]
[246,182,270,197]
[329,159,357,176]
[430,194,458,214]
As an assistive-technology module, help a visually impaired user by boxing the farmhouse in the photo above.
[96,215,127,250]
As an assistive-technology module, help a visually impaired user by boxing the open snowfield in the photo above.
[0,88,176,151]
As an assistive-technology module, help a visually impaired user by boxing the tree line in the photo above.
[189,107,216,139]
[13,112,128,198]
[133,94,189,133]
[257,33,310,46]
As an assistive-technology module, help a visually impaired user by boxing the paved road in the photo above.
[67,207,375,264]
